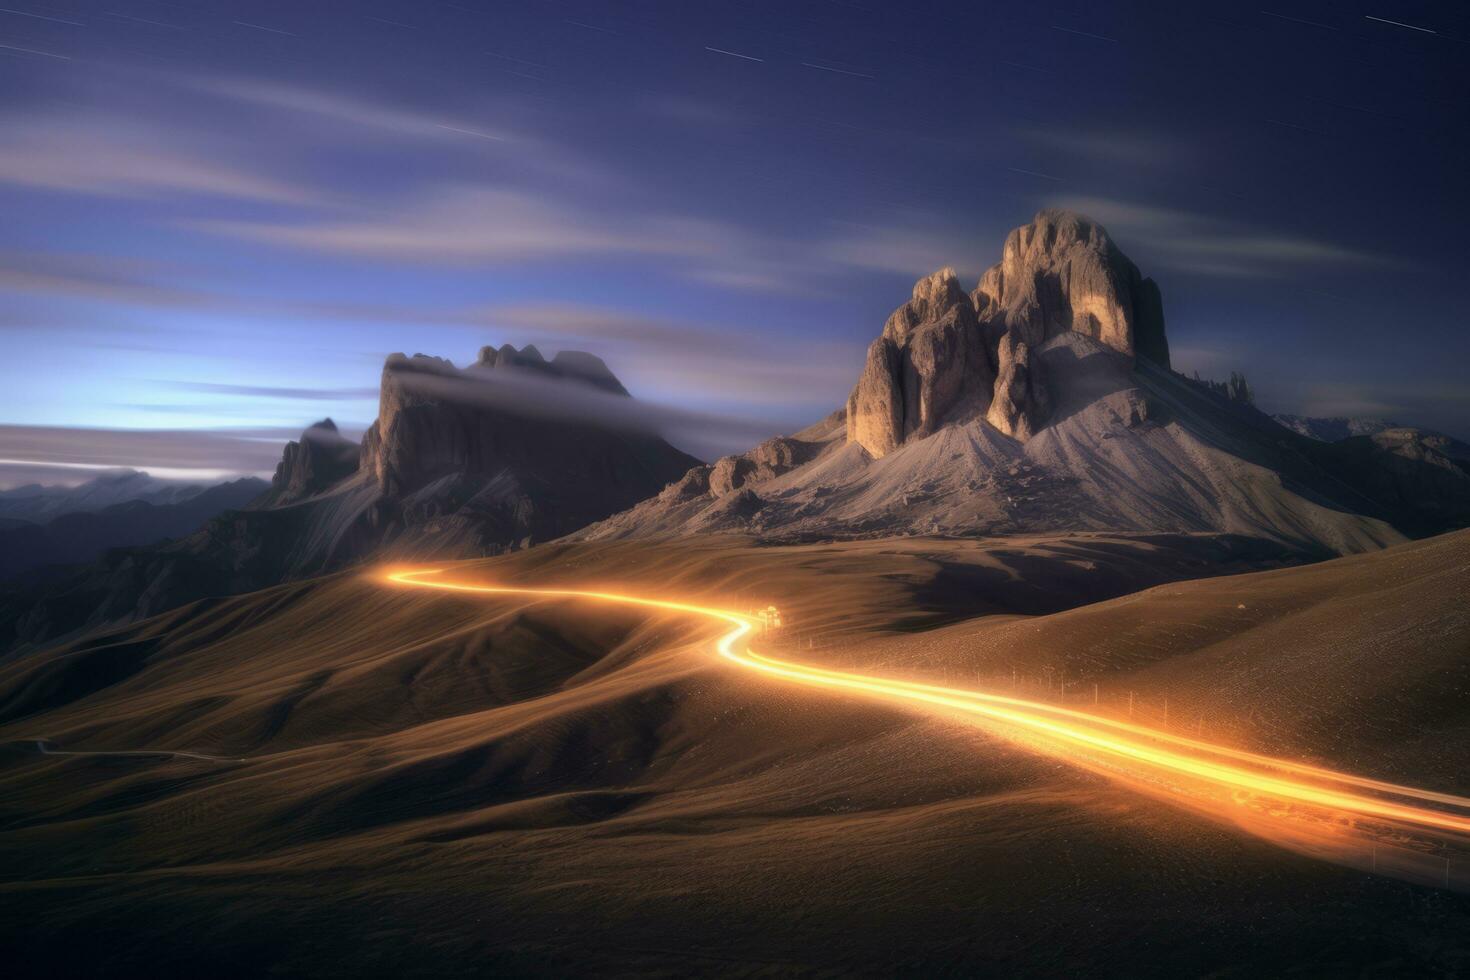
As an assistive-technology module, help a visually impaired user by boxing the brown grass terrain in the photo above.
[1,530,1467,977]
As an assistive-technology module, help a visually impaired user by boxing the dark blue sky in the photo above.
[2,0,1467,483]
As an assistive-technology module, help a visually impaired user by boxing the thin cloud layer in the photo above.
[0,424,329,486]
[0,117,314,205]
[1047,196,1389,279]
[388,358,809,461]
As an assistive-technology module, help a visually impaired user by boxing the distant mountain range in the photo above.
[1274,413,1470,455]
[0,469,221,524]
[0,478,266,581]
[3,210,1468,655]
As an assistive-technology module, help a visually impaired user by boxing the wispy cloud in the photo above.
[194,78,516,143]
[162,381,379,401]
[0,248,855,414]
[435,303,862,408]
[817,221,994,280]
[0,72,975,300]
[0,424,311,482]
[1024,128,1187,168]
[194,185,726,264]
[0,117,315,205]
[385,358,793,461]
[0,251,221,309]
[1298,382,1470,421]
[1047,195,1389,278]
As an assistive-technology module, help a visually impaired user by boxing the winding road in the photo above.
[387,567,1470,858]
[24,737,242,764]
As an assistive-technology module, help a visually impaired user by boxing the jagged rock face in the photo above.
[846,268,994,458]
[846,210,1168,455]
[973,209,1170,368]
[264,418,358,505]
[361,355,458,496]
[986,333,1050,439]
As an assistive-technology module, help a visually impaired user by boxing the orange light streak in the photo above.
[384,568,1470,843]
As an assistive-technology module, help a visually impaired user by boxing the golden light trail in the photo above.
[384,568,1470,860]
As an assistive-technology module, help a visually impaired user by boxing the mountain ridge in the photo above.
[0,478,267,582]
[0,470,224,523]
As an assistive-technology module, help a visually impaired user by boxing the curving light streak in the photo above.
[385,568,1470,845]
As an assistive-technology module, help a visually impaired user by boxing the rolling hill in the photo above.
[0,530,1466,975]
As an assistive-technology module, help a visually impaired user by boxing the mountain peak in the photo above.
[264,418,359,505]
[882,266,969,343]
[848,210,1169,457]
[975,208,1168,366]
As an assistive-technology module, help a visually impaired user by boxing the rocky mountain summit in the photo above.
[475,343,629,395]
[583,210,1470,552]
[1,347,697,652]
[359,348,671,507]
[258,418,359,506]
[847,210,1167,455]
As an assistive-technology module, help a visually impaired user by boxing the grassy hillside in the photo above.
[1,531,1466,976]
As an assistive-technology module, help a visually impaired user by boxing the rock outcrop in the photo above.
[973,209,1169,367]
[1193,371,1254,406]
[655,430,825,507]
[846,268,994,457]
[986,333,1050,440]
[846,210,1170,457]
[260,418,359,506]
[705,435,814,496]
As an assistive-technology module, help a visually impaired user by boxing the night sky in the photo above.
[2,0,1467,484]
